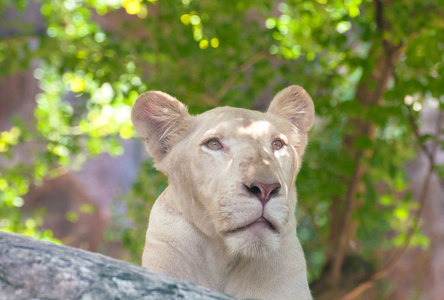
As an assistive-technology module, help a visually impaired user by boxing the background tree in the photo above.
[1,0,443,299]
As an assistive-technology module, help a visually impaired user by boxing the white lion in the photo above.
[131,85,314,299]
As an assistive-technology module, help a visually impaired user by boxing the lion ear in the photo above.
[267,85,315,133]
[131,91,193,162]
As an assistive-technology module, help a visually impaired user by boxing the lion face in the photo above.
[132,86,314,258]
[178,109,302,257]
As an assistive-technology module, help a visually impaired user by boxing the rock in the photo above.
[0,231,236,300]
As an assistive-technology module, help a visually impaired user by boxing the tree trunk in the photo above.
[328,39,404,283]
[0,231,235,300]
[312,37,404,299]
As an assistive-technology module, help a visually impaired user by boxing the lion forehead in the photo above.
[193,107,282,140]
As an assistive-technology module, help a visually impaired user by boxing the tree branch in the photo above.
[0,34,42,46]
[330,148,366,284]
[215,52,264,102]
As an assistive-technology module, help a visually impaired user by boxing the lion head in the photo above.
[132,86,314,258]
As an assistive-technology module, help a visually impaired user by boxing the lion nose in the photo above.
[244,182,281,207]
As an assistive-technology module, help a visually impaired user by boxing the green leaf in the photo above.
[354,135,373,150]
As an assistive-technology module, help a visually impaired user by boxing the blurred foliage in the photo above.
[1,0,443,296]
[106,160,167,261]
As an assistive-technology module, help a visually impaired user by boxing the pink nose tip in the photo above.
[244,182,281,207]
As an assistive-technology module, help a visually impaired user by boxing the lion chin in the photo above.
[132,85,315,300]
[224,217,281,258]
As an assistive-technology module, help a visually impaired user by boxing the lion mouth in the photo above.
[229,217,277,234]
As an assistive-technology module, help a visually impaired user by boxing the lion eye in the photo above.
[272,139,284,151]
[206,139,223,150]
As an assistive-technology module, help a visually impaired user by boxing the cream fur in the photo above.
[131,85,314,299]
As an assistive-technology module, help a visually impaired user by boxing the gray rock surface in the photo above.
[0,231,236,300]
